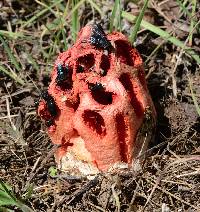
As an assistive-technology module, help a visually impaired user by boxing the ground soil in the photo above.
[0,0,200,211]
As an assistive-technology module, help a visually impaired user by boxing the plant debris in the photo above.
[0,0,199,211]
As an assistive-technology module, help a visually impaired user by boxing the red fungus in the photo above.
[37,24,156,175]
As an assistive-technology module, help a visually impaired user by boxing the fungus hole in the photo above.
[91,87,113,105]
[83,110,106,136]
[116,114,128,163]
[58,78,73,90]
[77,54,95,73]
[115,40,134,66]
[119,73,143,117]
[100,54,110,76]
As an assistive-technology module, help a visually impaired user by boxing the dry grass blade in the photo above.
[21,0,64,28]
[122,11,200,64]
[1,0,200,211]
[170,19,200,96]
[144,40,166,64]
[146,178,200,210]
[143,177,161,209]
[188,77,200,116]
[111,183,120,212]
[0,65,25,85]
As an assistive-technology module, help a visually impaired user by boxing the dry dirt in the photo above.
[0,0,200,211]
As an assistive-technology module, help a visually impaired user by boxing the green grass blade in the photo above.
[176,0,191,18]
[122,11,200,64]
[25,53,40,72]
[0,182,17,206]
[0,65,25,85]
[118,2,122,32]
[21,0,63,28]
[24,184,34,200]
[87,0,102,16]
[144,40,165,64]
[0,181,33,212]
[35,0,60,18]
[71,0,79,42]
[35,0,55,17]
[0,35,21,72]
[189,0,197,46]
[0,30,24,39]
[129,0,149,44]
[18,203,33,212]
[188,77,200,116]
[21,8,47,28]
[61,28,68,50]
[109,0,121,32]
[0,207,14,212]
[58,7,68,50]
[69,0,86,16]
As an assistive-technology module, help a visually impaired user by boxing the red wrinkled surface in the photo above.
[38,25,156,171]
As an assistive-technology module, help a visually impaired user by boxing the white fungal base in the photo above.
[57,152,99,178]
[57,151,133,179]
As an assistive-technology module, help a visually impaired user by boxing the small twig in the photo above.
[150,0,172,24]
[176,169,200,178]
[51,174,86,181]
[66,175,100,205]
[136,140,168,159]
[111,183,120,212]
[167,143,181,160]
[0,111,36,120]
[146,178,200,210]
[128,178,141,212]
[5,97,16,131]
[158,0,171,7]
[162,155,200,175]
[31,156,41,173]
[143,176,161,210]
[161,179,193,188]
[145,40,166,65]
[87,202,105,212]
[24,145,59,191]
[1,88,31,100]
[171,20,200,97]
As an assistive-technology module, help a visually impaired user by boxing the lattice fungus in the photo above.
[37,24,156,176]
